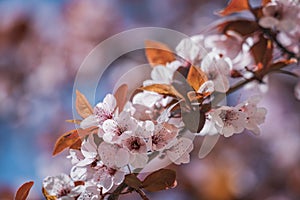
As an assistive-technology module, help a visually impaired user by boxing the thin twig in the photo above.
[135,188,150,200]
[226,77,256,95]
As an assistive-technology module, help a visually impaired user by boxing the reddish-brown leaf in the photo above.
[145,40,176,67]
[52,129,79,156]
[53,126,98,155]
[269,60,297,70]
[252,7,264,18]
[187,91,208,103]
[219,20,259,36]
[124,174,143,190]
[187,65,208,91]
[42,187,56,200]
[218,0,250,16]
[142,169,176,192]
[250,35,273,68]
[75,90,93,119]
[140,84,183,99]
[114,84,128,113]
[78,126,99,138]
[263,40,273,68]
[15,181,34,200]
[69,138,82,150]
[65,119,82,124]
[262,0,271,6]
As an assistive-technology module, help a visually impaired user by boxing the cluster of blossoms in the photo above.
[42,38,268,199]
[43,93,192,198]
[38,0,300,199]
[259,0,300,57]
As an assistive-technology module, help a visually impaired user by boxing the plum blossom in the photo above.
[151,122,178,151]
[140,61,181,109]
[43,173,84,199]
[132,92,164,108]
[77,182,99,200]
[67,149,84,165]
[197,115,219,136]
[204,34,253,70]
[259,0,300,54]
[201,52,232,93]
[90,162,125,193]
[176,36,207,65]
[210,106,246,137]
[69,135,99,181]
[236,96,267,135]
[143,60,181,86]
[123,136,147,153]
[166,137,194,165]
[98,142,130,168]
[78,134,99,166]
[122,136,149,168]
[135,120,155,138]
[80,94,117,129]
[102,111,138,144]
[259,0,300,33]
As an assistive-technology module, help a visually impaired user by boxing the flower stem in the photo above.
[107,182,128,200]
[135,188,150,200]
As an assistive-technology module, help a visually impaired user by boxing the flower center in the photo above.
[131,139,141,150]
[57,187,71,197]
[219,110,238,125]
[152,134,162,145]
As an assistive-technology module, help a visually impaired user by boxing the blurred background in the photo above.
[0,0,300,199]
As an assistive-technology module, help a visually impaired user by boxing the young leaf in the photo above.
[124,174,143,190]
[218,0,250,16]
[42,187,56,200]
[187,91,207,103]
[15,181,34,200]
[78,126,99,138]
[114,84,128,113]
[250,35,273,68]
[262,0,271,6]
[140,84,183,99]
[269,60,296,70]
[53,126,99,155]
[75,90,93,119]
[182,109,206,133]
[187,65,208,91]
[219,20,259,36]
[145,40,176,67]
[65,119,82,124]
[142,169,176,192]
[52,129,80,156]
[69,138,82,150]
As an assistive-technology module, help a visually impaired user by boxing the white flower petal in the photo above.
[259,17,279,28]
[166,137,193,165]
[130,153,148,168]
[115,148,130,167]
[113,171,125,185]
[80,115,98,129]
